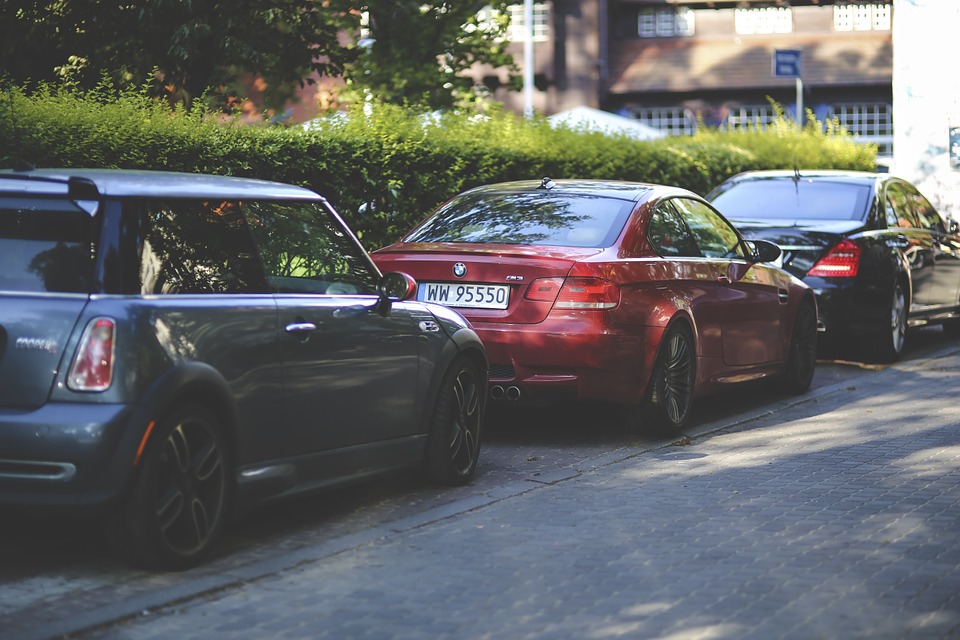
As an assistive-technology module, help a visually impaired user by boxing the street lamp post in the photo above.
[523,0,534,118]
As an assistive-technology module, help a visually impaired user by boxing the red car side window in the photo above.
[647,203,700,257]
[672,198,748,260]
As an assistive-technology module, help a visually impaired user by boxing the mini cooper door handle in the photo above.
[285,321,317,334]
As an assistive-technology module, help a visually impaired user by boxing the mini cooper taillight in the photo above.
[68,318,116,391]
[807,239,861,278]
[526,277,620,310]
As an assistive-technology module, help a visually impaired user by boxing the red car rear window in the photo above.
[406,192,635,247]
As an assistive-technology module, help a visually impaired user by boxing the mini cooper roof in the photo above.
[0,168,322,201]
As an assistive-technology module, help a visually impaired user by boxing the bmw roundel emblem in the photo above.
[453,262,467,278]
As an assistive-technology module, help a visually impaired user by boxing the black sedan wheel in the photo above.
[107,405,231,570]
[779,301,817,394]
[424,357,483,485]
[642,324,695,435]
[872,281,908,363]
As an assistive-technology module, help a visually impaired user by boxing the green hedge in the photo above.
[0,85,876,249]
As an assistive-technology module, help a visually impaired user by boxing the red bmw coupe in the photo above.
[373,178,817,434]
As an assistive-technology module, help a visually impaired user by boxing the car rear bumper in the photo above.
[0,402,141,510]
[473,316,665,405]
[808,277,890,337]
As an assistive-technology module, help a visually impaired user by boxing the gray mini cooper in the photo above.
[0,168,487,570]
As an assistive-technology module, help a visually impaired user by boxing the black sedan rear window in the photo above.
[405,192,635,247]
[710,179,872,222]
[0,197,95,293]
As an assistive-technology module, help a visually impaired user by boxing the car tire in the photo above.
[641,323,695,436]
[870,280,908,363]
[106,404,231,571]
[779,301,817,394]
[423,356,483,486]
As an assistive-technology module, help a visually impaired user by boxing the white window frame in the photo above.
[735,7,793,35]
[829,102,894,156]
[638,8,695,38]
[632,107,697,136]
[725,105,778,131]
[507,3,549,42]
[834,4,891,32]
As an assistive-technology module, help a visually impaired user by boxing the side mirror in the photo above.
[378,271,417,302]
[749,239,782,264]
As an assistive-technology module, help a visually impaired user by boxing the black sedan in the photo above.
[707,170,960,361]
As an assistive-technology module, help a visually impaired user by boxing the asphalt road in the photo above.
[0,326,956,639]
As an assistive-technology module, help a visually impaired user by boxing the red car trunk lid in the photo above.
[374,243,604,324]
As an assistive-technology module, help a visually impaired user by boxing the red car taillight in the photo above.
[807,239,861,278]
[526,277,620,310]
[68,318,116,391]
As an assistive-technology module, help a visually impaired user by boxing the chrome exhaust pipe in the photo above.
[506,386,522,401]
[490,385,505,400]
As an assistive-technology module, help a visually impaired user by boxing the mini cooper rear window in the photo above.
[405,193,635,247]
[0,197,95,293]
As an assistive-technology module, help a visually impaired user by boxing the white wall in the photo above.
[893,0,960,220]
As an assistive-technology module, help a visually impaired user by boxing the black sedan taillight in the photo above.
[807,239,861,278]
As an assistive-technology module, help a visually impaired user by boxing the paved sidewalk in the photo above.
[28,350,960,639]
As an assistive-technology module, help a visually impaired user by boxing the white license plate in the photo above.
[418,282,510,309]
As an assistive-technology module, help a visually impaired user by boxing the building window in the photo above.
[735,7,792,35]
[725,105,778,131]
[834,3,891,31]
[829,103,893,156]
[507,3,549,42]
[632,107,697,135]
[638,8,695,38]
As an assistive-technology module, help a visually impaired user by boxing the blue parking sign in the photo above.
[773,49,802,78]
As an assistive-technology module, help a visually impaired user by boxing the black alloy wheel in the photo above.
[779,301,818,394]
[108,404,231,570]
[424,356,483,485]
[643,323,695,435]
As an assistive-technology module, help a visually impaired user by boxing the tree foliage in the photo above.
[1,2,520,113]
[340,2,518,111]
[0,0,356,110]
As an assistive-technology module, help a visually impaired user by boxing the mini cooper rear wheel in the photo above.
[641,323,695,436]
[424,356,483,485]
[779,301,817,394]
[107,404,231,570]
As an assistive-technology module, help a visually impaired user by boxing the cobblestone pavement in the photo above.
[46,348,959,640]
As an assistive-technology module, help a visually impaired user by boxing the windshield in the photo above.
[709,178,872,222]
[0,197,95,293]
[405,192,636,247]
